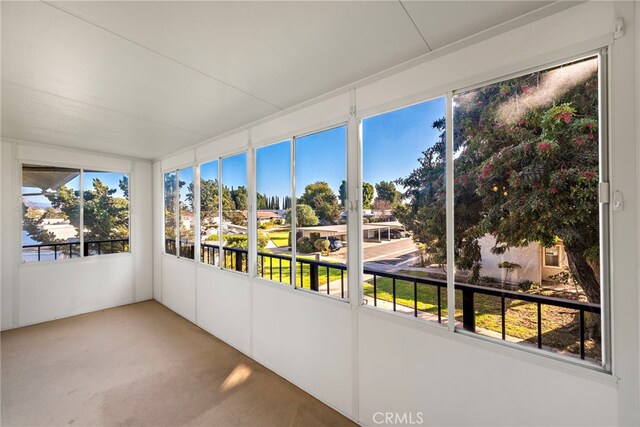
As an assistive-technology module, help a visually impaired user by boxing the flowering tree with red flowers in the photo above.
[396,58,601,304]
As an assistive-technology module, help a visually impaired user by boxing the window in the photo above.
[294,126,348,299]
[178,167,195,260]
[452,55,603,365]
[361,97,448,323]
[83,171,130,256]
[164,167,194,259]
[256,140,292,284]
[221,153,248,273]
[544,246,561,267]
[199,160,219,266]
[22,165,129,262]
[164,171,177,255]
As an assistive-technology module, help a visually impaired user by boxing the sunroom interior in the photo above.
[1,1,639,426]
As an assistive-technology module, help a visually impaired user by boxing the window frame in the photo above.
[20,161,132,264]
[219,151,249,274]
[162,164,195,262]
[354,48,611,372]
[543,245,562,268]
[251,122,350,303]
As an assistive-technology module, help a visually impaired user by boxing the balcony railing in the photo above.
[162,242,600,361]
[255,250,599,361]
[22,238,129,262]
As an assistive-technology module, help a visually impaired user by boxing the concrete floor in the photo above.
[1,301,355,427]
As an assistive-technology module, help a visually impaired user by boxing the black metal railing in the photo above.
[362,269,600,360]
[198,243,248,273]
[23,238,129,262]
[83,239,129,256]
[256,251,347,299]
[201,243,220,266]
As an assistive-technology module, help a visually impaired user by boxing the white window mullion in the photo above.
[247,133,257,278]
[291,137,298,288]
[218,160,223,268]
[79,169,84,258]
[175,169,180,258]
[445,92,456,331]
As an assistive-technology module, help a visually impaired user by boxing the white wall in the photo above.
[0,139,153,329]
[478,234,541,284]
[161,2,638,425]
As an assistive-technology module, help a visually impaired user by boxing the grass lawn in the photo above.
[257,253,347,291]
[363,269,600,361]
[265,231,290,248]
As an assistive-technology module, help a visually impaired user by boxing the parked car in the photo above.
[326,236,343,252]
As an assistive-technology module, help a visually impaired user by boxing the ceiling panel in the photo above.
[1,82,208,159]
[1,1,281,159]
[51,1,429,108]
[402,1,553,50]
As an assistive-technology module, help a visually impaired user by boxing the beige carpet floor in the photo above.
[1,301,355,427]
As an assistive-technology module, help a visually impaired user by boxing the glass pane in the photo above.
[256,141,292,284]
[22,164,81,262]
[164,171,177,255]
[178,167,195,260]
[294,126,348,299]
[83,171,130,256]
[453,56,601,364]
[221,153,248,273]
[361,97,447,323]
[200,160,219,266]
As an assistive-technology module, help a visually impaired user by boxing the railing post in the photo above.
[309,263,319,291]
[83,242,89,257]
[235,250,243,272]
[462,288,475,332]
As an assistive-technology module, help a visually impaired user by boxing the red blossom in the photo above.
[575,138,584,146]
[550,187,559,194]
[538,142,550,151]
[481,163,493,178]
[582,171,596,180]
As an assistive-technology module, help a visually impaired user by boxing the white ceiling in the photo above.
[2,1,567,160]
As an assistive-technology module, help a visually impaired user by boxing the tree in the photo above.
[372,197,392,214]
[284,203,318,227]
[298,182,340,224]
[339,180,374,209]
[230,186,248,211]
[339,180,347,207]
[24,178,129,244]
[82,178,129,240]
[362,182,374,209]
[257,193,267,210]
[396,58,601,304]
[375,181,401,205]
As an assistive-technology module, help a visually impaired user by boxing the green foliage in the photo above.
[362,182,374,209]
[314,238,330,253]
[339,180,374,209]
[498,261,521,271]
[298,182,340,224]
[375,181,401,205]
[309,232,320,243]
[518,280,538,292]
[296,236,314,253]
[284,204,319,227]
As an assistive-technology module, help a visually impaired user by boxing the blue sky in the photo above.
[362,97,445,188]
[255,97,445,201]
[256,140,290,197]
[222,152,247,189]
